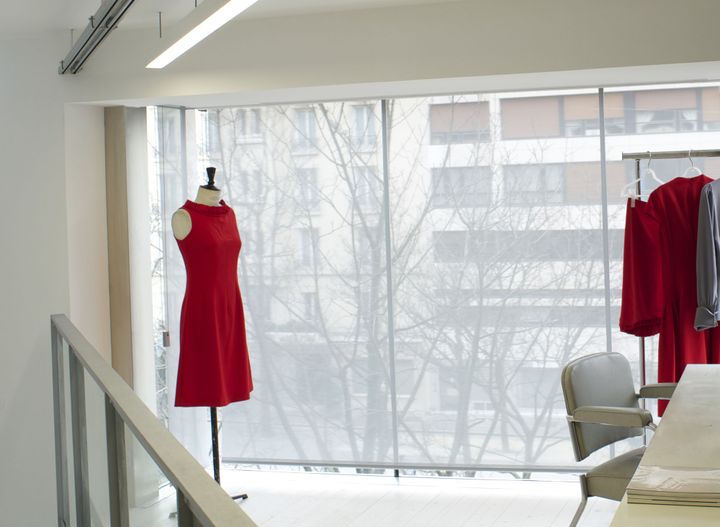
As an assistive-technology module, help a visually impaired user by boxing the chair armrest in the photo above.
[638,383,677,400]
[572,406,653,428]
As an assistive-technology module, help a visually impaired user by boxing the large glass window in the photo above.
[149,82,720,474]
[388,91,606,467]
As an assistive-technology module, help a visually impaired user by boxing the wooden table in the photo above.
[610,365,720,526]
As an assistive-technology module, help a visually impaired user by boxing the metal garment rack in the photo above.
[620,149,720,388]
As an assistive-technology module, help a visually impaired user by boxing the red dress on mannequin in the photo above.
[621,175,720,413]
[174,200,253,407]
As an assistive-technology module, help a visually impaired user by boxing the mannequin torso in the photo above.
[171,186,222,240]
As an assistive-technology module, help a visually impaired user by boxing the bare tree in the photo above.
[180,97,611,472]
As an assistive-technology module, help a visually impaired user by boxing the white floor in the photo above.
[130,469,618,527]
[223,470,618,527]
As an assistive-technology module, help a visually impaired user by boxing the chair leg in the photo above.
[570,474,588,527]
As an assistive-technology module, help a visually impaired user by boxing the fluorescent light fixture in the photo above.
[147,0,260,69]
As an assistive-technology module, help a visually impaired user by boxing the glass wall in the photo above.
[387,93,607,467]
[148,82,720,472]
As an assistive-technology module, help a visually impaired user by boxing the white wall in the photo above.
[65,103,112,361]
[4,0,720,523]
[0,33,72,527]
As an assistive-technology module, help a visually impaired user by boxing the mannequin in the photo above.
[171,166,250,501]
[171,167,222,241]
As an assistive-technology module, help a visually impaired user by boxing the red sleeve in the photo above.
[619,198,664,336]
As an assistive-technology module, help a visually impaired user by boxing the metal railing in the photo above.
[51,314,257,527]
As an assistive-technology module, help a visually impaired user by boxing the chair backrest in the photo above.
[561,352,642,461]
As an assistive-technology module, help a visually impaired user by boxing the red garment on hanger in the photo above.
[619,199,663,337]
[626,175,720,413]
[174,200,253,407]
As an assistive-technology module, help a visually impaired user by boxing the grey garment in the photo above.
[695,180,720,330]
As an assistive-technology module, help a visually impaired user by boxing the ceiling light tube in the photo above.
[146,0,260,69]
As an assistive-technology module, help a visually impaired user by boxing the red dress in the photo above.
[174,200,253,407]
[621,175,720,413]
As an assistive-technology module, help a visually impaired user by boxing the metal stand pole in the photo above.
[210,407,221,484]
[634,158,647,388]
[634,158,649,446]
[210,407,248,501]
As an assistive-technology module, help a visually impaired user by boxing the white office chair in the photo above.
[561,352,676,526]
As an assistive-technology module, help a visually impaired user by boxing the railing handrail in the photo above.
[51,314,257,527]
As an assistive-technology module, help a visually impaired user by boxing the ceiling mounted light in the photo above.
[146,0,260,69]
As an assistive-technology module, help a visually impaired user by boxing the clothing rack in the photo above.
[622,149,720,160]
[620,149,720,388]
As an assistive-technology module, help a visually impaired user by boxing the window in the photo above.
[431,166,492,207]
[297,168,320,210]
[354,228,376,272]
[433,229,623,264]
[234,108,262,139]
[563,93,626,136]
[293,108,317,150]
[634,89,699,133]
[230,157,263,201]
[429,102,490,144]
[501,96,561,139]
[514,367,564,409]
[395,359,415,396]
[354,166,381,211]
[438,367,492,412]
[352,104,377,148]
[433,231,468,263]
[154,84,720,471]
[702,87,720,130]
[564,162,626,204]
[206,109,221,154]
[303,292,319,323]
[298,228,318,266]
[504,164,564,204]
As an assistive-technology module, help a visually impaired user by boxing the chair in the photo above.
[561,352,676,526]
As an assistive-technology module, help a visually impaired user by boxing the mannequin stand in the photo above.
[210,407,248,501]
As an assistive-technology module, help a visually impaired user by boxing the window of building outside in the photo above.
[354,165,381,211]
[431,166,493,208]
[296,167,320,210]
[303,291,319,323]
[429,101,490,144]
[299,227,318,266]
[501,96,562,139]
[294,108,317,150]
[148,83,720,476]
[634,89,699,134]
[504,164,565,205]
[352,104,378,148]
[236,108,262,139]
[564,93,626,136]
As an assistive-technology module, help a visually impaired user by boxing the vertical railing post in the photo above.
[69,351,90,527]
[106,395,129,527]
[51,322,70,527]
[177,489,200,527]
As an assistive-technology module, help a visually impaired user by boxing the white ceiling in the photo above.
[0,0,462,36]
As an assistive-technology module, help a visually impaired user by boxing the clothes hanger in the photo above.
[681,150,703,177]
[621,152,664,206]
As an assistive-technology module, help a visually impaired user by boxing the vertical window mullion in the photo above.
[381,99,400,474]
[598,88,613,354]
